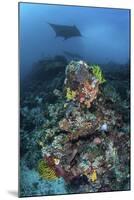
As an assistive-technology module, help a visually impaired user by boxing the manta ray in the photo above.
[48,23,82,40]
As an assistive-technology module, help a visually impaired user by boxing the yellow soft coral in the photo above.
[90,169,97,182]
[66,87,76,100]
[38,160,57,180]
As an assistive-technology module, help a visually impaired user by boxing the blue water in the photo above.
[19,3,130,78]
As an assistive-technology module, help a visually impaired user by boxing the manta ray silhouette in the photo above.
[48,23,82,40]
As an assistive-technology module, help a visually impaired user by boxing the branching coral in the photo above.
[38,159,58,180]
[91,65,106,84]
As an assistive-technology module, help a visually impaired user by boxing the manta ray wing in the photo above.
[48,23,82,39]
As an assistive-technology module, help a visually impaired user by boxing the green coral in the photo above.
[38,160,57,180]
[66,87,76,101]
[92,65,106,84]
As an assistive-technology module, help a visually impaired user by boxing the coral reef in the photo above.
[20,58,130,196]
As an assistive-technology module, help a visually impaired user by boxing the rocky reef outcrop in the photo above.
[20,58,130,196]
